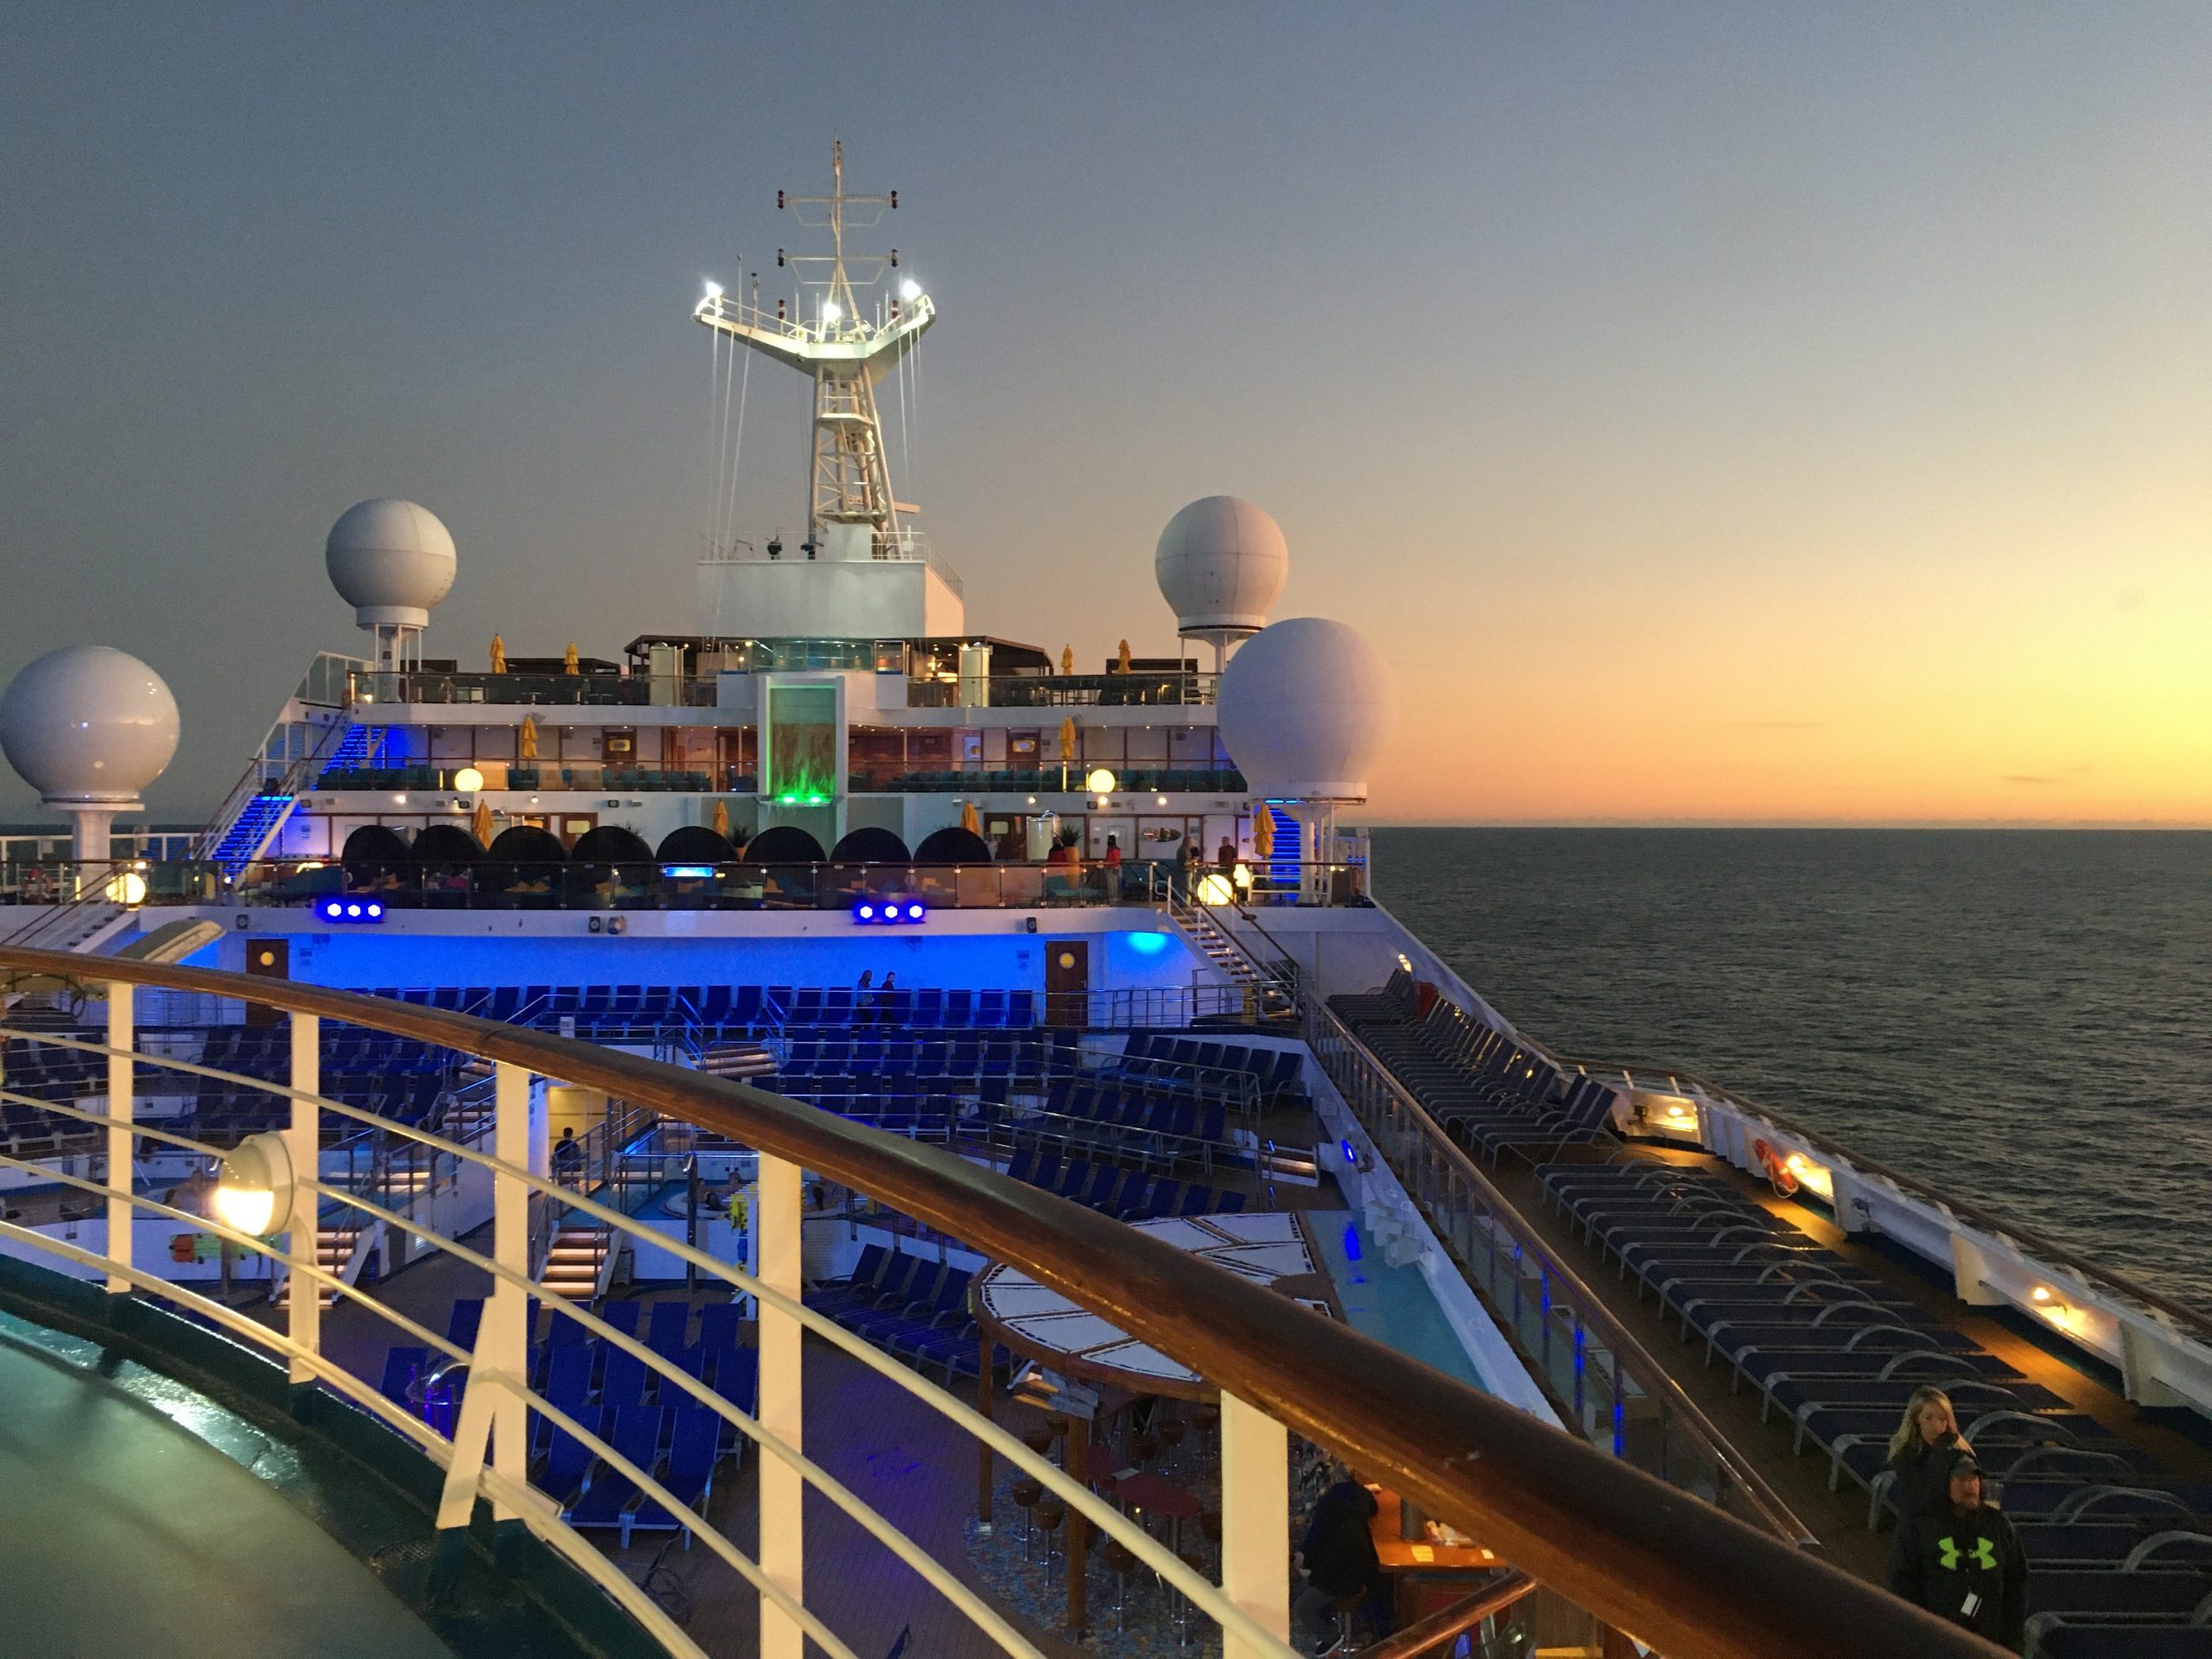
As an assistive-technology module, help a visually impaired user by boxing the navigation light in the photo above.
[899,278,921,302]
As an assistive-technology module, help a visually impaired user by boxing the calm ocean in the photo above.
[1369,829,2212,1313]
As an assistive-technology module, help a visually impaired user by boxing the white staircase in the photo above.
[1165,894,1295,1016]
[276,1223,365,1309]
[541,1224,610,1300]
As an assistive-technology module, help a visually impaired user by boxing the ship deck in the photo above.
[1485,1144,2212,1580]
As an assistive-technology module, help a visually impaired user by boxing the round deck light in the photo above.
[1085,768,1116,795]
[454,766,484,794]
[105,870,148,906]
[213,1131,296,1239]
[1197,873,1235,906]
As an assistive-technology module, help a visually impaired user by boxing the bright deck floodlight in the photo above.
[213,1131,296,1239]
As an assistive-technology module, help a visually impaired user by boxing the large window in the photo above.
[766,684,838,805]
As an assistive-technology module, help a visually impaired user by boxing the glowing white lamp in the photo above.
[1196,872,1236,906]
[213,1131,297,1238]
[454,766,485,794]
[899,278,921,302]
[1085,768,1117,795]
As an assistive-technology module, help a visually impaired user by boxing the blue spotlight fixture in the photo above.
[852,897,928,925]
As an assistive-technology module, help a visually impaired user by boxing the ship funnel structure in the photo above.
[326,498,456,671]
[0,645,180,860]
[1155,495,1289,671]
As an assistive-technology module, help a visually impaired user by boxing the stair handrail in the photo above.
[195,698,368,861]
[0,861,132,949]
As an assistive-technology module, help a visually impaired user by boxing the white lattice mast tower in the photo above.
[695,141,931,556]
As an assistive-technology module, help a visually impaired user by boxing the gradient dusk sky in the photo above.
[3,3,2207,824]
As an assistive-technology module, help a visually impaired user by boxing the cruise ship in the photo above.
[0,150,2202,1659]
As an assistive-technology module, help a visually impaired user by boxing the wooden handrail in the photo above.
[1357,1572,1536,1659]
[0,945,2007,1659]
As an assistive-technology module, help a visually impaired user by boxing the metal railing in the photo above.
[2,858,1376,914]
[0,945,2006,1659]
[904,671,1218,709]
[1301,995,1819,1551]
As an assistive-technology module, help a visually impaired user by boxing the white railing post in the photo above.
[1219,1392,1290,1659]
[758,1150,805,1659]
[487,1059,531,1515]
[437,1058,536,1533]
[105,981,134,1294]
[287,1011,321,1378]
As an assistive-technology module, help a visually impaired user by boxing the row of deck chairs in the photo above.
[778,1031,1083,1081]
[773,1077,964,1141]
[809,1245,1008,1381]
[1003,1146,1250,1224]
[0,1021,107,1152]
[1109,1034,1306,1104]
[1540,1160,2212,1659]
[353,982,1045,1037]
[1329,985,1620,1161]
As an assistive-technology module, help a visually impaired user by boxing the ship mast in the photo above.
[695,141,930,556]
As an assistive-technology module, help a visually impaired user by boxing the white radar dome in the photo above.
[326,498,456,627]
[1154,495,1288,639]
[1215,618,1395,803]
[0,645,181,805]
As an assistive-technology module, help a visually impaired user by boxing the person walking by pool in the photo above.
[1891,1450,2026,1652]
[1885,1385,1969,1529]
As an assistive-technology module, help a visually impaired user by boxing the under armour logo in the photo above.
[1937,1536,1997,1571]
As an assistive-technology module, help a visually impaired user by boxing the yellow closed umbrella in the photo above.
[489,634,507,674]
[1116,639,1132,674]
[1252,807,1274,859]
[1059,645,1074,675]
[712,799,730,839]
[1058,716,1079,763]
[563,642,580,676]
[518,716,539,760]
[960,801,981,836]
[470,800,494,846]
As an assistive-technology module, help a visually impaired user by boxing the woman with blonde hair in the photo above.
[1885,1385,1968,1528]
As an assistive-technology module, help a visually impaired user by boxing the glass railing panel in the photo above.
[1305,1000,1815,1548]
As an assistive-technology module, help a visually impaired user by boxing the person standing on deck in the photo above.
[1891,1451,2026,1652]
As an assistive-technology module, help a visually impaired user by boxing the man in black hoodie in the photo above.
[1890,1451,2027,1652]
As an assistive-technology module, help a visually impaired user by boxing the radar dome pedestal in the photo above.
[1154,496,1288,671]
[326,499,456,670]
[0,645,181,860]
[1216,617,1394,899]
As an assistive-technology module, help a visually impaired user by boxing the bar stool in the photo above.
[1171,1546,1211,1649]
[1192,1402,1220,1474]
[1101,1539,1139,1631]
[1317,1592,1367,1658]
[1011,1478,1044,1560]
[1156,1412,1187,1475]
[1033,1498,1067,1582]
[1198,1508,1222,1575]
[1044,1412,1071,1466]
[1128,1429,1160,1470]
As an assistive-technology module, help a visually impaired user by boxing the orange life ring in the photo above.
[1751,1137,1799,1196]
